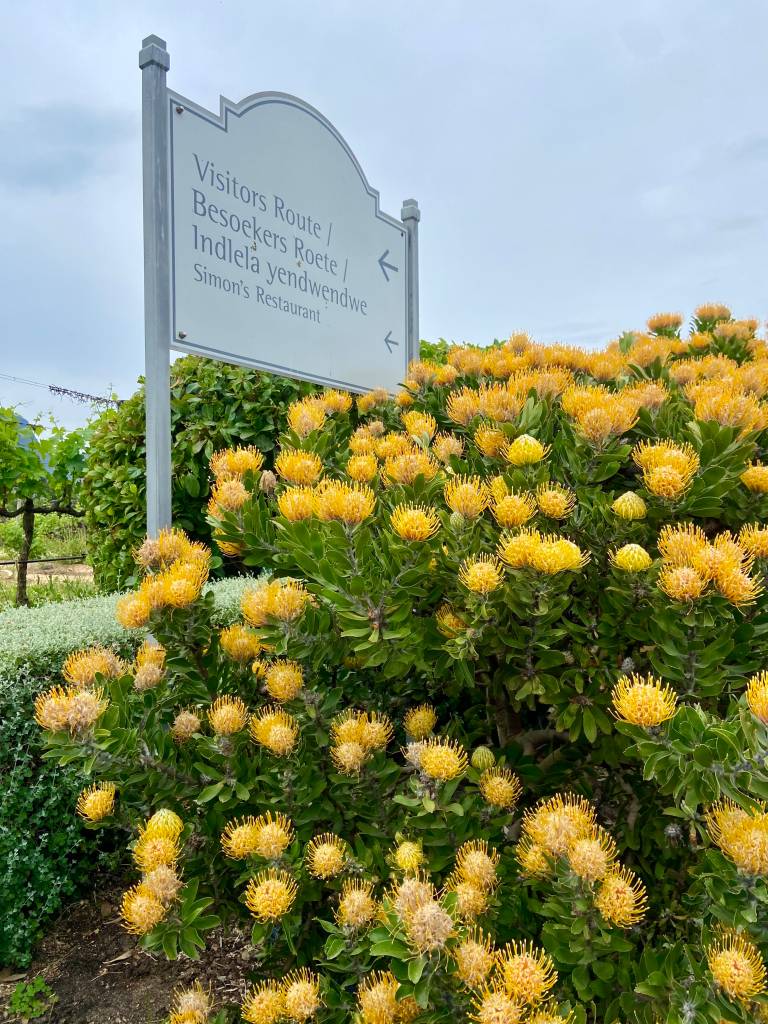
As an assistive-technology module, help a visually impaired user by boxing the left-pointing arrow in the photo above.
[378,250,399,282]
[384,331,399,353]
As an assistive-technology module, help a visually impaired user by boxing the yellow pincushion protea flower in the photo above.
[157,559,210,608]
[283,968,322,1022]
[453,929,496,989]
[491,491,537,529]
[432,432,465,463]
[221,812,294,860]
[435,603,467,637]
[658,564,708,602]
[321,388,353,414]
[314,480,376,526]
[497,528,541,569]
[287,396,327,437]
[402,409,438,442]
[470,985,525,1024]
[418,736,468,781]
[746,671,768,724]
[275,448,323,485]
[566,827,617,882]
[250,706,300,756]
[740,523,768,558]
[707,932,767,1003]
[142,864,183,906]
[264,660,303,703]
[395,391,415,408]
[403,704,437,740]
[503,434,550,466]
[34,685,108,734]
[611,673,678,727]
[171,709,201,742]
[63,646,126,687]
[446,387,483,426]
[210,445,264,480]
[632,439,700,475]
[76,782,116,822]
[384,450,440,485]
[170,981,212,1023]
[479,767,522,809]
[272,580,311,622]
[611,491,647,520]
[404,898,455,953]
[207,476,249,516]
[135,640,165,672]
[390,504,440,541]
[357,971,400,1024]
[459,554,505,594]
[445,874,490,921]
[336,879,378,929]
[145,808,183,839]
[529,536,589,574]
[207,695,248,735]
[219,623,262,663]
[245,869,299,922]
[594,866,647,927]
[455,840,500,890]
[305,833,347,879]
[346,453,379,482]
[657,522,709,565]
[393,840,424,873]
[644,463,696,500]
[522,793,597,857]
[242,981,285,1024]
[375,431,413,458]
[647,311,683,335]
[535,483,576,520]
[444,475,490,519]
[610,544,652,572]
[133,824,180,872]
[694,301,731,324]
[515,836,552,878]
[741,462,768,493]
[115,591,152,629]
[474,424,507,457]
[278,486,315,521]
[331,741,367,775]
[120,882,167,934]
[716,562,763,604]
[497,940,557,1005]
[357,388,389,414]
[705,799,768,874]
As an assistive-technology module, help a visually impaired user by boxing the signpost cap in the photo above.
[401,198,420,222]
[139,34,170,70]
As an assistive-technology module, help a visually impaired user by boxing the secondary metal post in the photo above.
[401,199,421,364]
[139,35,173,535]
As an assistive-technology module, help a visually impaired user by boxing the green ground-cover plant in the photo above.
[35,306,768,1023]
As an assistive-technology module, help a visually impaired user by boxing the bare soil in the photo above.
[0,880,254,1024]
[0,562,94,586]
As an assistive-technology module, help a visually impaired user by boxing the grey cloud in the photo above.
[0,105,136,190]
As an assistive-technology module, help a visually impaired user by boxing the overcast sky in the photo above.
[2,1,767,429]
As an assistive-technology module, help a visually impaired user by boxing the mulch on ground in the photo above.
[1,880,255,1024]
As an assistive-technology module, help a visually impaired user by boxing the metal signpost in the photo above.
[139,35,420,536]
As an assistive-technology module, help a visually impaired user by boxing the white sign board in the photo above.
[139,34,418,534]
[167,90,412,393]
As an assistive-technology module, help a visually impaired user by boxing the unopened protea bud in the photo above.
[471,746,496,771]
[260,470,277,494]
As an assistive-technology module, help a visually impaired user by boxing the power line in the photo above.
[0,372,123,408]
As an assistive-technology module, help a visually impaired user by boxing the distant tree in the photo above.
[0,409,88,605]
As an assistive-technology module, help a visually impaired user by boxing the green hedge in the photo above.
[0,576,258,966]
[81,356,314,591]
